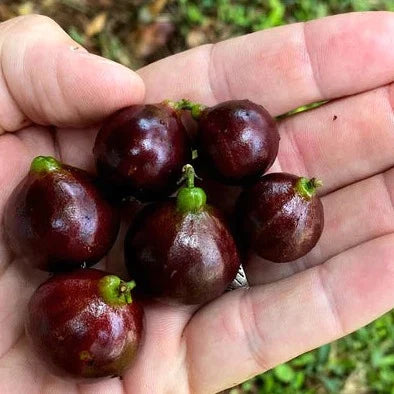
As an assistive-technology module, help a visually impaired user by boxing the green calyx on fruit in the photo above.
[165,99,206,119]
[295,177,323,200]
[30,156,62,174]
[177,164,206,213]
[98,275,136,306]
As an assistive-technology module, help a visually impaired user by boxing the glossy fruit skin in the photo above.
[93,103,191,200]
[197,100,280,185]
[124,201,241,305]
[4,165,120,272]
[238,173,324,263]
[26,269,144,380]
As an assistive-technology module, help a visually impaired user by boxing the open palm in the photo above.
[0,12,393,394]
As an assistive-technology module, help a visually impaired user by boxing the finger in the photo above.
[54,126,99,172]
[186,234,394,394]
[246,166,394,285]
[0,15,144,132]
[276,83,394,194]
[124,302,193,393]
[139,12,394,115]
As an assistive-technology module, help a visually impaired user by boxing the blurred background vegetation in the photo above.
[0,1,393,393]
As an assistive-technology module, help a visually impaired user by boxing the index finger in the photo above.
[139,11,394,115]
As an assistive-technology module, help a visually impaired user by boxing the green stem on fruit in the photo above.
[184,164,195,188]
[295,177,323,200]
[165,99,206,119]
[177,164,207,213]
[98,275,136,306]
[30,156,62,173]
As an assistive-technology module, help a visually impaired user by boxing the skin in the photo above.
[197,100,280,184]
[0,12,393,394]
[94,103,190,200]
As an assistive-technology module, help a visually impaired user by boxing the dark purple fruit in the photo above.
[197,99,280,185]
[238,172,324,263]
[26,269,143,379]
[124,165,241,305]
[4,156,120,272]
[93,102,191,200]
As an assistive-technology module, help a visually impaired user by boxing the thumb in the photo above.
[0,15,145,132]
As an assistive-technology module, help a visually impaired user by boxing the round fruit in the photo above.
[4,156,120,272]
[124,165,241,305]
[196,99,280,185]
[93,102,191,200]
[26,269,144,380]
[238,172,324,262]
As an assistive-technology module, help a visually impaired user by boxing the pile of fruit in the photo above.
[4,98,324,380]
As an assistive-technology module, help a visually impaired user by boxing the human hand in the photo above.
[0,12,393,394]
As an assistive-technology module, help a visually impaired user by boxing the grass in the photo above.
[0,1,393,393]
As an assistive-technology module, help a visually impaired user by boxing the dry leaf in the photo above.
[85,12,107,37]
